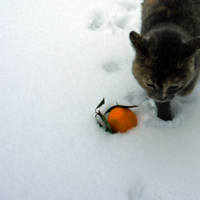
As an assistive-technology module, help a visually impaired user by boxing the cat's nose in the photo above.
[156,96,166,101]
[155,90,166,101]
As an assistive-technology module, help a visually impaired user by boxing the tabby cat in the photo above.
[130,0,200,121]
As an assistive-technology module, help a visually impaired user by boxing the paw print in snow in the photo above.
[114,1,141,31]
[90,1,141,32]
[103,62,120,72]
[113,14,133,29]
[117,1,139,13]
[91,11,108,30]
[128,180,145,200]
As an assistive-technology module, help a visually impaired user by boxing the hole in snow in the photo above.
[103,62,120,72]
[91,11,108,30]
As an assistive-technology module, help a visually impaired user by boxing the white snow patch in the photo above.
[1,0,200,200]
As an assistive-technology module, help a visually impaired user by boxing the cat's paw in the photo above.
[157,112,173,121]
[155,102,173,121]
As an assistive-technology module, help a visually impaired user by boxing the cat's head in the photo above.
[129,30,200,102]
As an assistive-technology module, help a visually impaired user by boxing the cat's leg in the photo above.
[155,101,172,121]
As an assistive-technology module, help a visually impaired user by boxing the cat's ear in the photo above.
[182,37,200,62]
[129,31,149,58]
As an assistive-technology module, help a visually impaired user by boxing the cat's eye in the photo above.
[146,82,155,88]
[168,85,179,90]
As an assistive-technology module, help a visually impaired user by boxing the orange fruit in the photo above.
[107,107,137,133]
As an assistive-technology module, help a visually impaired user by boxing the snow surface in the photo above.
[1,0,200,199]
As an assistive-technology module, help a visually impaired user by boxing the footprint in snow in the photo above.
[117,1,139,13]
[103,62,120,72]
[114,14,134,30]
[128,180,145,200]
[90,1,141,32]
[91,11,108,30]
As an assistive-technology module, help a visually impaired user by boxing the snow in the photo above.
[0,0,200,199]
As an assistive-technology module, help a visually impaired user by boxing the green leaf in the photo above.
[104,105,138,115]
[95,98,105,111]
[100,113,113,134]
[95,113,103,127]
[96,111,114,134]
